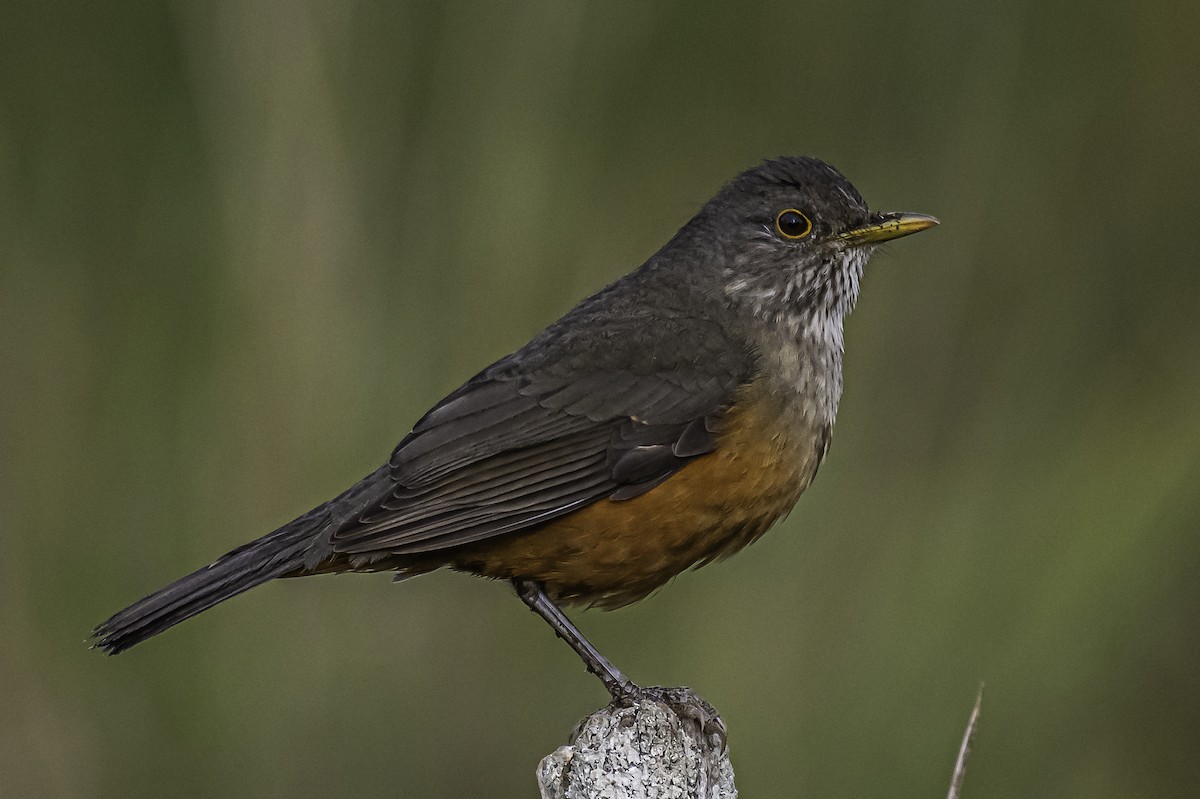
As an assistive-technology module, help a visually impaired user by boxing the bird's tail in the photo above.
[94,467,392,654]
[92,504,331,655]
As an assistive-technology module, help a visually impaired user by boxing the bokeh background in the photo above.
[3,2,1198,796]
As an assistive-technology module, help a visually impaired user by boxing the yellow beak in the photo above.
[837,212,940,245]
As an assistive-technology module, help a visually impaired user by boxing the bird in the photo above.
[93,156,937,699]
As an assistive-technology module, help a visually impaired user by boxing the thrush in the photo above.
[94,156,937,698]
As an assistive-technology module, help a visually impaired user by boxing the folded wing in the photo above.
[331,317,751,557]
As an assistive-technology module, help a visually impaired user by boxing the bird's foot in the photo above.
[607,684,728,753]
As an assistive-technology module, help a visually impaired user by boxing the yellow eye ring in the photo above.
[775,209,812,240]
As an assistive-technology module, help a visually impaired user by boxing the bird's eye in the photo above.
[775,209,812,240]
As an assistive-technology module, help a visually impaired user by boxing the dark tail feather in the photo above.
[93,505,330,655]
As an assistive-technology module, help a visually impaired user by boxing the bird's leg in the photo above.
[513,579,636,700]
[512,580,728,749]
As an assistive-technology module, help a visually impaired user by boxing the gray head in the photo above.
[673,156,937,343]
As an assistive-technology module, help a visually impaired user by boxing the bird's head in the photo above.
[685,156,937,341]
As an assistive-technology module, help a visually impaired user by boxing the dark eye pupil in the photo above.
[780,212,805,235]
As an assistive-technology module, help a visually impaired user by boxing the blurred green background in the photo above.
[3,1,1198,796]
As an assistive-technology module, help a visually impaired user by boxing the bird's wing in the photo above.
[330,315,752,557]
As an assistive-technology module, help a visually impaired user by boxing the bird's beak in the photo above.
[837,212,939,246]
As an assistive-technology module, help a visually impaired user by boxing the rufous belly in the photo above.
[447,385,828,608]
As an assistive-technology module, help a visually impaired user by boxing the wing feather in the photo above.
[330,309,754,558]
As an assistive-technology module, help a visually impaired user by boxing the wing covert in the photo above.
[331,311,753,557]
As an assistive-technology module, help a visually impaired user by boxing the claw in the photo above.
[614,685,729,754]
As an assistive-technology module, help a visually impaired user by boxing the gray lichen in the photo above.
[537,688,736,799]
